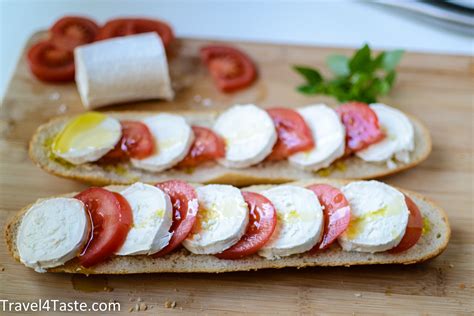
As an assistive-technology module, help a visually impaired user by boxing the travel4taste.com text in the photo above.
[1,299,120,312]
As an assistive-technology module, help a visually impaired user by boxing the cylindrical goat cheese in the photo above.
[74,32,174,109]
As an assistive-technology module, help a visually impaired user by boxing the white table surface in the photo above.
[1,0,473,99]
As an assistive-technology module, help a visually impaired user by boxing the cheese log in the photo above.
[28,110,432,186]
[74,33,174,109]
[5,179,450,274]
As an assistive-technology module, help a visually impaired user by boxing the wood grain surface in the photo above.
[0,32,472,315]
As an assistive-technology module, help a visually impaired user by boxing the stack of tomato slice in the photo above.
[27,16,174,83]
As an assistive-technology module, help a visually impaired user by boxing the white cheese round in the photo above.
[131,114,194,172]
[183,184,249,254]
[214,104,277,168]
[116,183,173,256]
[17,198,89,272]
[356,103,415,164]
[289,104,345,171]
[53,113,122,165]
[338,180,410,253]
[258,185,324,259]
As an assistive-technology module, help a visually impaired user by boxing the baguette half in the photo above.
[29,110,432,186]
[5,179,450,274]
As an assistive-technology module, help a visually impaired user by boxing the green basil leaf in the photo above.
[349,44,372,73]
[385,70,396,87]
[372,52,386,71]
[383,50,404,71]
[297,84,319,94]
[326,55,350,77]
[293,66,323,85]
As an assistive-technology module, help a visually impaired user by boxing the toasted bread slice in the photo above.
[5,179,449,274]
[28,110,432,186]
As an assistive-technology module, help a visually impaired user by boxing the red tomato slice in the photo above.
[27,41,75,82]
[75,188,132,267]
[50,16,100,51]
[95,18,174,49]
[153,180,199,257]
[266,108,314,161]
[176,126,225,168]
[102,121,154,161]
[216,191,277,259]
[307,184,351,251]
[336,102,384,153]
[388,195,423,253]
[200,45,257,93]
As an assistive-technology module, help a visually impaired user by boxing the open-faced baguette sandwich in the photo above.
[5,178,449,274]
[29,102,431,186]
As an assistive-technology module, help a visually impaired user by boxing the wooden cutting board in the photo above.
[0,32,472,315]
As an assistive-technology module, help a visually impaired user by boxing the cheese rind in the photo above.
[214,104,277,168]
[258,185,324,259]
[53,113,121,165]
[183,184,249,254]
[75,32,174,109]
[356,103,415,164]
[131,114,194,172]
[116,183,173,256]
[338,180,409,253]
[289,104,345,171]
[16,198,89,272]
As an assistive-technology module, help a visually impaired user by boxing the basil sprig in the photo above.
[294,44,404,103]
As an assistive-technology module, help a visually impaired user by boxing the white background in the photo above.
[1,0,473,98]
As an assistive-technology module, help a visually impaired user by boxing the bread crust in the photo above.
[5,179,450,274]
[28,110,432,186]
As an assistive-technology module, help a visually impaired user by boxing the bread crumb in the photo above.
[135,303,139,311]
[354,293,362,298]
[128,306,134,312]
[449,264,454,268]
[139,303,147,311]
[103,286,113,292]
[164,300,177,309]
[137,297,142,302]
[0,266,5,272]
[459,283,465,289]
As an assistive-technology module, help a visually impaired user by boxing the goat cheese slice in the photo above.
[214,104,277,168]
[258,185,323,259]
[356,103,415,164]
[116,183,173,255]
[17,198,90,272]
[183,184,249,254]
[131,114,194,172]
[289,104,345,171]
[338,180,410,253]
[52,112,121,165]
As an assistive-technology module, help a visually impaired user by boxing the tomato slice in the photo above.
[101,121,154,161]
[95,18,174,49]
[153,180,199,257]
[200,45,257,93]
[75,188,132,267]
[266,108,314,161]
[388,195,423,253]
[27,41,75,82]
[216,191,277,259]
[336,102,384,153]
[176,126,225,168]
[50,16,100,51]
[307,184,351,251]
